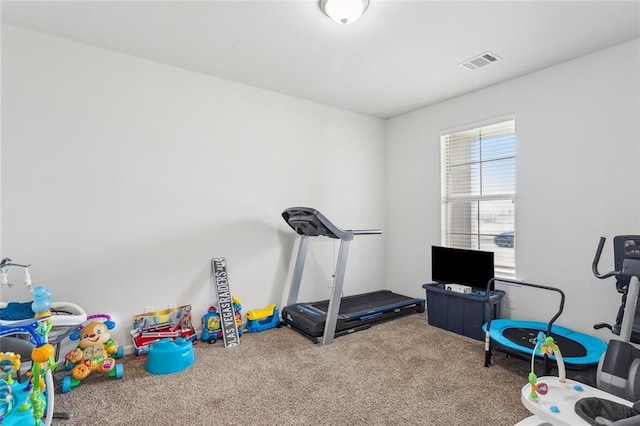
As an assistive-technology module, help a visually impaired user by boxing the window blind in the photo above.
[441,118,516,276]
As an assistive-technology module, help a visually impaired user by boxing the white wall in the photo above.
[0,25,387,348]
[386,39,640,338]
[3,23,639,349]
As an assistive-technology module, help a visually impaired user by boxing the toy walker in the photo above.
[61,314,124,393]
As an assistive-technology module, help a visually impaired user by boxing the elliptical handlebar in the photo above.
[592,236,620,280]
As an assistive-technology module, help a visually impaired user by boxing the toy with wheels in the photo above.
[61,314,124,393]
[244,304,281,333]
[201,296,243,344]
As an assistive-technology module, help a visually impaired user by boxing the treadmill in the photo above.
[280,207,425,345]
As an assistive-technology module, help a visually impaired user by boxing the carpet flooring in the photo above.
[52,314,536,425]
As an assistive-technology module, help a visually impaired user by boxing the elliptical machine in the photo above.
[566,236,640,426]
[592,235,640,401]
[515,237,640,426]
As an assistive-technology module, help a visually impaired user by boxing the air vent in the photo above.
[460,51,502,70]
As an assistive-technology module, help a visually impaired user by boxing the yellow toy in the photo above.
[244,304,281,333]
[61,315,124,393]
[0,352,21,385]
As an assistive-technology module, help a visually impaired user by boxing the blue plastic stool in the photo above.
[146,337,195,375]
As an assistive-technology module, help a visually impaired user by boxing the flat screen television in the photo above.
[431,246,495,292]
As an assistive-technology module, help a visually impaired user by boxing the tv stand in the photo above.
[471,289,487,297]
[422,282,505,340]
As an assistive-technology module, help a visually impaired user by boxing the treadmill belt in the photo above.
[312,291,421,317]
[281,290,425,343]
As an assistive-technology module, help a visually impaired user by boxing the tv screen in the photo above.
[431,246,495,292]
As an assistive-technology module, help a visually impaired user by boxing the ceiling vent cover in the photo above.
[460,51,502,70]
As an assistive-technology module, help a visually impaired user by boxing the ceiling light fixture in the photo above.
[320,0,369,25]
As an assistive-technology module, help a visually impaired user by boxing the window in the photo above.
[440,117,516,277]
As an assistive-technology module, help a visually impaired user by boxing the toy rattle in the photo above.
[528,331,565,401]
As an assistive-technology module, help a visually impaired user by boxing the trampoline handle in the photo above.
[592,236,619,280]
[484,277,565,374]
[485,277,565,328]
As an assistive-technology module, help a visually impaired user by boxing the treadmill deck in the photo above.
[281,290,425,343]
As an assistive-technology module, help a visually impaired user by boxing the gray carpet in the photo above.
[53,314,534,425]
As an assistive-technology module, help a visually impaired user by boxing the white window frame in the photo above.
[440,115,516,277]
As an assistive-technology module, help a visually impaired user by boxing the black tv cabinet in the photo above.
[422,283,505,341]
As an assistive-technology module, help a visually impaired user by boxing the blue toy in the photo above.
[201,296,243,344]
[244,304,281,333]
[146,337,195,375]
[0,285,57,425]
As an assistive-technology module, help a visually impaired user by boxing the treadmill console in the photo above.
[282,207,350,240]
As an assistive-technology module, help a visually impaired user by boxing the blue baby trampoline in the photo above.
[483,278,608,373]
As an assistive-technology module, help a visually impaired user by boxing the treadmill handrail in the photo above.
[352,229,382,235]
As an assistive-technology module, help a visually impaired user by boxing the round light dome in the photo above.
[320,0,369,25]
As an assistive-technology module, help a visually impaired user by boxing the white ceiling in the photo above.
[2,1,639,118]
